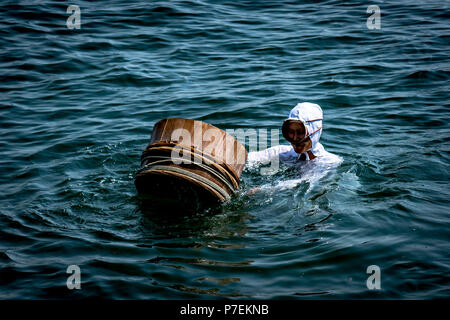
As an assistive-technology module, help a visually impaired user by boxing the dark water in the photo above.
[1,0,449,299]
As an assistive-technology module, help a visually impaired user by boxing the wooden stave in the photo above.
[147,118,247,180]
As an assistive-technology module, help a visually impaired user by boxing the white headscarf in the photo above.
[284,102,323,157]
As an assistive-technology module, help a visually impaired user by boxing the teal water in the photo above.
[1,1,449,299]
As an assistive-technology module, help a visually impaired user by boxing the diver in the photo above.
[246,102,342,171]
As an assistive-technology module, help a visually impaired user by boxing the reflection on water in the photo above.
[137,195,252,238]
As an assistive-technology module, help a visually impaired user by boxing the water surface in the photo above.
[0,0,449,299]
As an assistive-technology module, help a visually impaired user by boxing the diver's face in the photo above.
[287,122,312,154]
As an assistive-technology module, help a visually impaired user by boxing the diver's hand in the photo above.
[248,187,261,195]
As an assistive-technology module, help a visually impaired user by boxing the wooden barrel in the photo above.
[135,118,247,206]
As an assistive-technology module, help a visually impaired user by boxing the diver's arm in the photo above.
[246,145,292,168]
[246,145,292,194]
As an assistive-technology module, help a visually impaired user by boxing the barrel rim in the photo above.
[149,118,248,178]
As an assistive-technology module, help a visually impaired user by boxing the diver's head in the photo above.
[283,120,312,154]
[282,102,323,156]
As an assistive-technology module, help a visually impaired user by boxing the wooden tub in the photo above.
[135,118,247,207]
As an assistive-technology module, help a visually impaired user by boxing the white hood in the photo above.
[284,102,323,157]
[247,101,341,169]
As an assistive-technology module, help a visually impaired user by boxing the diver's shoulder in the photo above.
[276,144,294,153]
[311,143,341,163]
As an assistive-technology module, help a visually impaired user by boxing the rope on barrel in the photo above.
[141,141,239,182]
[140,143,240,190]
[138,165,231,201]
[140,141,240,189]
[138,154,236,194]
